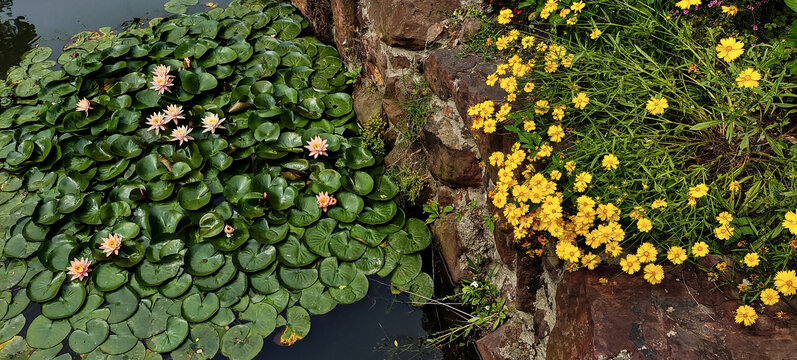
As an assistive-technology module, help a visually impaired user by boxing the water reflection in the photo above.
[0,0,39,75]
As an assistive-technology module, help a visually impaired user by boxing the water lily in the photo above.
[76,97,93,116]
[152,64,172,78]
[316,192,337,212]
[150,74,174,95]
[146,112,169,135]
[171,125,194,146]
[99,233,123,257]
[201,113,226,134]
[304,136,328,159]
[67,257,92,281]
[224,224,235,238]
[164,105,185,123]
[183,57,191,69]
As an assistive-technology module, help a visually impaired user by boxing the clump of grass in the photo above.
[360,113,386,156]
[388,152,429,205]
[394,76,432,145]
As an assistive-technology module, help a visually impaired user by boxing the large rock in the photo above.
[352,83,384,126]
[547,266,797,360]
[431,213,468,283]
[368,0,459,50]
[476,314,537,360]
[290,0,333,42]
[421,98,483,188]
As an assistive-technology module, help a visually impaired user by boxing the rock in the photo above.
[363,33,387,86]
[381,98,406,129]
[369,0,459,50]
[290,0,333,42]
[329,0,360,62]
[352,83,384,126]
[424,48,480,100]
[431,213,468,283]
[476,315,537,360]
[459,18,482,43]
[421,98,483,188]
[547,266,797,360]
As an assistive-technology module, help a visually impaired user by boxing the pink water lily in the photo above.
[150,74,174,95]
[76,98,93,117]
[224,224,235,238]
[171,125,194,146]
[67,257,92,281]
[316,192,337,212]
[304,136,328,159]
[201,113,226,134]
[152,64,172,78]
[99,233,123,257]
[164,105,185,123]
[146,112,168,135]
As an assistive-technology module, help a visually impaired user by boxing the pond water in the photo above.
[0,1,480,359]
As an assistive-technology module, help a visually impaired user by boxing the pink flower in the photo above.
[99,233,123,257]
[304,136,328,159]
[170,125,194,146]
[150,74,174,95]
[152,65,172,78]
[67,257,92,281]
[201,113,226,134]
[76,98,93,117]
[164,105,184,123]
[316,192,337,212]
[224,224,235,238]
[146,112,168,135]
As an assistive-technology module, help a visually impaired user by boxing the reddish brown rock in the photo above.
[290,0,333,42]
[459,18,482,43]
[476,316,535,360]
[421,103,483,188]
[431,213,468,283]
[368,0,459,50]
[329,0,360,62]
[352,83,384,126]
[547,266,797,360]
[424,48,480,100]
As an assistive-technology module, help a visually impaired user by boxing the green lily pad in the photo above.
[288,195,321,227]
[319,257,357,288]
[106,286,139,323]
[239,302,277,337]
[276,236,318,267]
[233,240,276,272]
[387,218,431,254]
[328,270,369,305]
[327,192,364,223]
[93,262,128,292]
[68,318,109,354]
[186,242,225,276]
[278,266,317,290]
[26,315,71,349]
[221,324,263,360]
[0,260,27,291]
[146,316,189,353]
[182,293,220,322]
[358,200,398,225]
[280,306,310,344]
[41,281,85,319]
[299,281,337,315]
[390,253,422,286]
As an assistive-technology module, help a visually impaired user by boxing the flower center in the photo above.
[74,264,83,272]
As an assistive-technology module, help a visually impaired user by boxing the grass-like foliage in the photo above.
[466,0,797,326]
[0,1,433,358]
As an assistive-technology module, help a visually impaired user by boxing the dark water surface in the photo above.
[0,1,478,359]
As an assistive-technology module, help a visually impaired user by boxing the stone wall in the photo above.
[289,1,797,359]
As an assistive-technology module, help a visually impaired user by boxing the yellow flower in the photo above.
[689,183,709,199]
[489,152,505,167]
[537,144,553,157]
[643,264,665,285]
[550,170,562,180]
[636,242,658,263]
[497,9,514,24]
[645,97,668,115]
[651,199,668,209]
[486,74,499,87]
[534,100,549,114]
[548,124,565,142]
[571,1,585,13]
[605,242,623,257]
[601,154,619,171]
[521,36,535,49]
[691,241,709,258]
[743,252,760,268]
[637,218,653,233]
[760,288,780,306]
[572,92,589,110]
[716,212,733,225]
[783,210,797,235]
[667,246,687,265]
[524,82,535,93]
[774,270,797,295]
[735,305,757,326]
[551,105,566,121]
[564,161,576,174]
[728,181,741,192]
[716,37,745,62]
[581,252,601,270]
[675,0,701,9]
[714,225,734,240]
[722,5,739,15]
[736,68,761,88]
[523,119,537,132]
[621,254,641,274]
[590,28,602,39]
[496,36,511,50]
[566,17,578,25]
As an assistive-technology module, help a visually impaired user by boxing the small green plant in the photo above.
[387,154,429,204]
[343,64,363,85]
[360,113,386,156]
[423,201,454,224]
[394,76,431,145]
[426,257,508,348]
